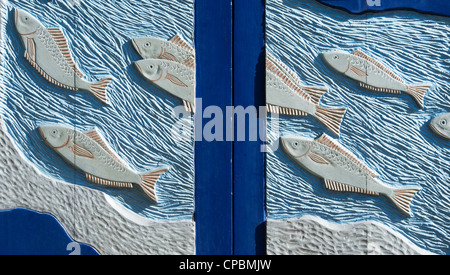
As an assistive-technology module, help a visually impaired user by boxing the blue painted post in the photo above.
[194,0,234,255]
[233,0,267,255]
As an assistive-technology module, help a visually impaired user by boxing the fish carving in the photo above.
[39,125,169,202]
[266,54,347,135]
[322,50,431,108]
[135,59,195,113]
[132,34,195,69]
[281,134,420,216]
[430,113,450,140]
[15,9,113,104]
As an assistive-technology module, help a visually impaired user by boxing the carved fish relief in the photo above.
[282,134,420,216]
[322,50,431,108]
[39,125,169,202]
[132,34,195,69]
[135,58,195,113]
[15,9,112,104]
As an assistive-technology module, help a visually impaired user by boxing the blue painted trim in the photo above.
[233,0,267,255]
[0,209,98,255]
[316,0,450,17]
[194,0,234,255]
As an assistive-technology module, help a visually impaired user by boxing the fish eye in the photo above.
[333,55,339,60]
[440,120,447,126]
[144,42,151,47]
[293,141,299,148]
[51,129,58,136]
[24,17,28,21]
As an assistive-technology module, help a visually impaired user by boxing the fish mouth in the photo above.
[132,39,142,56]
[14,8,18,26]
[135,62,144,76]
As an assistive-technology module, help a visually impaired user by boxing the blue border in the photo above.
[316,0,450,17]
[0,209,98,255]
[194,0,234,255]
[233,0,266,255]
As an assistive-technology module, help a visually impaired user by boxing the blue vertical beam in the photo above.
[233,0,266,255]
[194,0,234,255]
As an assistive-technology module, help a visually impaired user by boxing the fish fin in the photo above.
[89,78,112,104]
[389,187,420,216]
[266,58,312,102]
[359,82,402,94]
[324,179,379,195]
[183,100,195,113]
[169,34,194,54]
[160,50,178,62]
[406,85,430,109]
[350,66,368,77]
[351,50,404,83]
[84,128,130,168]
[266,104,307,116]
[182,57,195,70]
[85,173,133,188]
[315,106,347,135]
[316,134,379,178]
[302,86,328,105]
[140,167,170,202]
[47,28,84,78]
[165,73,188,87]
[71,143,94,159]
[26,38,36,62]
[308,152,330,165]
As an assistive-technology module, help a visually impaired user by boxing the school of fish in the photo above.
[8,6,447,216]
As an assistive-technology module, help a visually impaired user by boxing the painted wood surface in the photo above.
[194,0,233,255]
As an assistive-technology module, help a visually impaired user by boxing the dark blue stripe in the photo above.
[317,0,450,17]
[233,0,267,255]
[194,0,234,255]
[0,209,98,255]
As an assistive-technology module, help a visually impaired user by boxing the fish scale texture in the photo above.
[0,118,194,255]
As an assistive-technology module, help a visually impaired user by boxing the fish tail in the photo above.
[406,85,430,108]
[303,86,328,105]
[90,78,113,105]
[140,167,170,202]
[315,105,347,136]
[389,187,420,216]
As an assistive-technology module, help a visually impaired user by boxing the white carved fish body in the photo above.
[15,9,112,104]
[132,35,195,67]
[161,40,194,63]
[346,54,408,92]
[299,140,391,195]
[322,50,430,108]
[281,134,420,215]
[29,25,90,91]
[39,125,169,202]
[266,70,317,115]
[135,59,195,112]
[54,129,141,184]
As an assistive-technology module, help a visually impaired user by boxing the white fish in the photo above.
[266,54,347,135]
[322,50,430,108]
[281,134,420,216]
[39,125,169,202]
[15,9,113,104]
[135,59,195,113]
[430,113,450,140]
[132,34,195,69]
